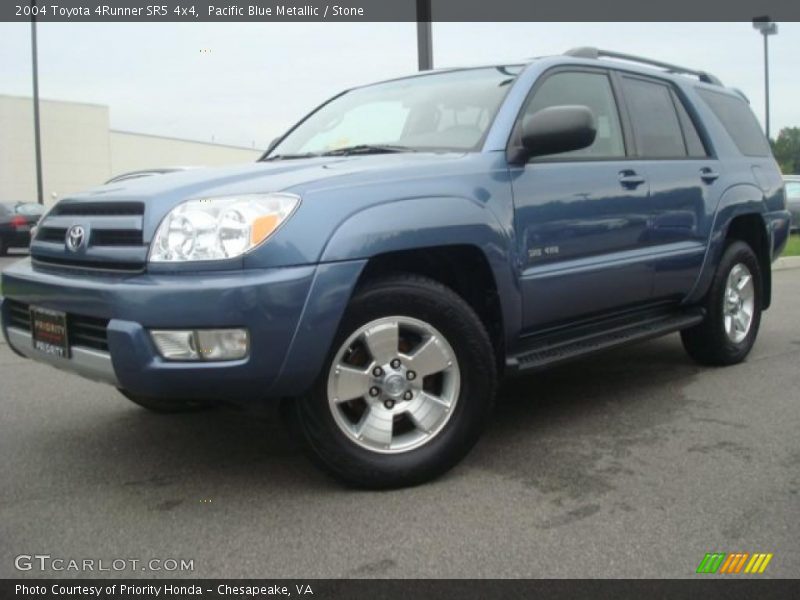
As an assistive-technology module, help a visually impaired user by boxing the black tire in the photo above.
[118,389,218,414]
[288,274,497,489]
[681,240,763,366]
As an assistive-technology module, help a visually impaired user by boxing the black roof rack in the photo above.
[564,47,722,86]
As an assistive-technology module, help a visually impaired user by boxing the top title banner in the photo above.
[4,0,800,22]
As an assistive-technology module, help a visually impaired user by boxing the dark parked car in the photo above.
[785,175,800,230]
[0,202,45,255]
[1,48,791,488]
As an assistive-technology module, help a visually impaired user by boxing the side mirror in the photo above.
[518,105,597,161]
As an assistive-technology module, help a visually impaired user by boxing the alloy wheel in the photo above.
[326,316,460,454]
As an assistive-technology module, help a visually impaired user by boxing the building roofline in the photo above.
[110,129,260,151]
[0,94,260,151]
[0,93,108,109]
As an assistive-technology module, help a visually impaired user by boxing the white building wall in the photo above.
[0,95,261,207]
[109,131,259,176]
[0,95,38,203]
[0,95,111,205]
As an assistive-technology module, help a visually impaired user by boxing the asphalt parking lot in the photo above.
[1,250,798,579]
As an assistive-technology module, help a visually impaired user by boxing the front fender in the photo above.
[320,195,522,347]
[268,259,367,396]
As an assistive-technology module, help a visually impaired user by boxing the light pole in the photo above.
[31,1,44,204]
[416,0,432,71]
[752,16,778,140]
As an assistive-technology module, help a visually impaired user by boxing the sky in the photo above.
[1,21,798,149]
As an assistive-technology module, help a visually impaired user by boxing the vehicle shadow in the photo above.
[38,334,704,495]
[468,334,706,505]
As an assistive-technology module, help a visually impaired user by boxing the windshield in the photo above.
[268,67,522,157]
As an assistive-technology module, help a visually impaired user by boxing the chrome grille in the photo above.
[91,229,143,246]
[36,227,67,243]
[31,200,147,271]
[51,202,144,217]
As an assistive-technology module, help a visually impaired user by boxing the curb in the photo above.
[774,256,800,271]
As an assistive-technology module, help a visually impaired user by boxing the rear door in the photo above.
[617,74,717,300]
[510,68,653,331]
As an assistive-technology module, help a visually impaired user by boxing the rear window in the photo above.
[697,89,771,157]
[673,92,708,157]
[622,77,686,158]
[786,181,800,200]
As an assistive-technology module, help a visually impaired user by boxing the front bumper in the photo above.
[6,325,117,385]
[0,258,364,401]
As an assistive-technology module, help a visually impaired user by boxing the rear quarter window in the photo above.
[697,89,771,157]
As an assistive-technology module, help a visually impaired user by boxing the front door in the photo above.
[510,68,653,331]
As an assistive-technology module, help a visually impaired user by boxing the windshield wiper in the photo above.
[264,145,416,161]
[263,152,320,161]
[321,144,416,156]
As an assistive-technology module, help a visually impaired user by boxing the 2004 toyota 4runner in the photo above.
[1,48,790,488]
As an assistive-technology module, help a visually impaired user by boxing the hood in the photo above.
[31,151,503,274]
[69,152,469,210]
[53,152,475,239]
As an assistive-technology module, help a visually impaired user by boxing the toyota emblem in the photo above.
[66,225,86,252]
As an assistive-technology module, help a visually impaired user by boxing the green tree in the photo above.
[771,127,800,174]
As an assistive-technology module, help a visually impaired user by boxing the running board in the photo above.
[507,308,705,373]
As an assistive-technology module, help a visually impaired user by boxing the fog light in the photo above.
[150,330,198,360]
[150,329,249,361]
[194,329,249,360]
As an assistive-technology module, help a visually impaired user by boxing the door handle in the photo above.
[700,167,720,183]
[618,170,646,188]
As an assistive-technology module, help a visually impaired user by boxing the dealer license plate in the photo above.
[30,306,70,359]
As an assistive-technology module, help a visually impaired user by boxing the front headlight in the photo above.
[149,193,300,262]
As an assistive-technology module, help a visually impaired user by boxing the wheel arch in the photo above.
[724,213,772,309]
[356,245,507,372]
[688,184,773,309]
[319,195,521,347]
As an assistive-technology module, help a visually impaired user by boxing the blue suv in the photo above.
[1,48,790,488]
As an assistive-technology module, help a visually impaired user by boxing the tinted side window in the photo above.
[622,77,686,158]
[672,91,707,157]
[697,89,771,157]
[524,71,625,159]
